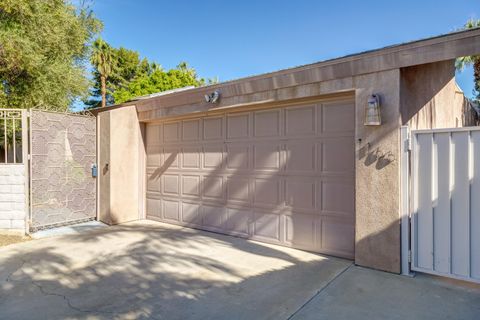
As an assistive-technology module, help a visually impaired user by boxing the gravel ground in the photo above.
[0,234,31,247]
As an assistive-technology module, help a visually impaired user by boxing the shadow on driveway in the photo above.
[0,220,350,320]
[1,220,479,320]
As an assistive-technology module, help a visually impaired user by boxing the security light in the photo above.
[204,91,221,104]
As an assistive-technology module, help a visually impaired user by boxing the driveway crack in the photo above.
[286,262,353,320]
[3,257,114,315]
[4,258,27,283]
[31,280,115,315]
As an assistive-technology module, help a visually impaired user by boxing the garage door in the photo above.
[145,100,355,258]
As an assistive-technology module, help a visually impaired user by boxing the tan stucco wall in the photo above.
[354,69,402,273]
[98,106,143,224]
[98,111,110,224]
[401,60,464,129]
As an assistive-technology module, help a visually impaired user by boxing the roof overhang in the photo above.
[92,27,480,116]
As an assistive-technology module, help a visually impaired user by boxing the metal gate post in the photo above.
[22,109,30,234]
[400,126,412,276]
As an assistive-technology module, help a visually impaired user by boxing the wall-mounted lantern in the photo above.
[364,94,381,126]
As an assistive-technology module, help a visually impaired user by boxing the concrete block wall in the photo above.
[0,165,26,232]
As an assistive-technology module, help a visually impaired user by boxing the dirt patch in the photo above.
[0,234,31,247]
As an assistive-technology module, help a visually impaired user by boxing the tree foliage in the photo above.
[0,0,102,110]
[87,41,215,107]
[86,46,152,107]
[112,62,209,104]
[456,19,480,99]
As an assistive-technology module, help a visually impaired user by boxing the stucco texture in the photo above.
[401,60,465,129]
[354,69,402,273]
[99,106,142,225]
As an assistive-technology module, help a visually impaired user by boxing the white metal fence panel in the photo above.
[412,127,480,283]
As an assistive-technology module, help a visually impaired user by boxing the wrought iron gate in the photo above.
[30,110,96,230]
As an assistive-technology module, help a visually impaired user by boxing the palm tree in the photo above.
[91,38,113,108]
[456,19,480,98]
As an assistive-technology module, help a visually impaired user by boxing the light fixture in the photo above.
[204,90,221,104]
[364,94,381,126]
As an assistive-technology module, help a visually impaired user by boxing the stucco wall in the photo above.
[0,165,26,232]
[98,106,143,224]
[354,69,402,273]
[401,60,464,129]
[98,111,111,224]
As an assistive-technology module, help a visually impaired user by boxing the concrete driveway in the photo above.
[0,220,479,320]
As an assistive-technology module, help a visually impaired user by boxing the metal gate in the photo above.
[30,110,97,230]
[411,127,480,283]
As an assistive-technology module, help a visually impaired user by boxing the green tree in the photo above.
[0,0,102,110]
[90,37,113,108]
[86,46,154,107]
[87,40,216,107]
[456,19,480,99]
[113,62,212,104]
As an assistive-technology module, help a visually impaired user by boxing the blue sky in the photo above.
[89,0,478,102]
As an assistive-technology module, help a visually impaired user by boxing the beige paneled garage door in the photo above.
[146,100,355,258]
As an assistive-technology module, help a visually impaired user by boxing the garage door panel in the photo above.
[253,211,281,242]
[285,105,316,137]
[163,148,180,169]
[182,147,201,169]
[286,178,316,210]
[146,191,162,200]
[146,169,161,193]
[202,176,225,201]
[253,177,282,207]
[162,174,180,196]
[321,217,355,257]
[181,202,201,225]
[203,116,224,140]
[146,123,162,147]
[286,213,316,250]
[254,109,281,137]
[147,198,161,218]
[320,102,355,136]
[225,208,251,236]
[164,122,181,142]
[320,180,355,217]
[203,145,224,169]
[146,100,355,259]
[182,119,201,141]
[182,175,201,198]
[322,138,355,174]
[226,176,251,204]
[163,200,180,222]
[253,143,281,171]
[286,142,316,173]
[227,113,250,139]
[226,144,250,170]
[146,145,162,167]
[203,205,226,229]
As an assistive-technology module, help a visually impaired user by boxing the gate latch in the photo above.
[91,164,98,178]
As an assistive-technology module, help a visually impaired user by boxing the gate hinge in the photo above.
[408,250,412,263]
[404,137,411,151]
